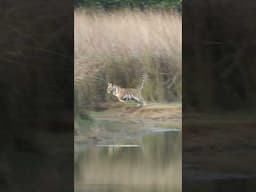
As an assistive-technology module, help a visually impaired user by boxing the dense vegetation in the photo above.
[75,10,181,118]
[74,0,182,122]
[74,0,181,11]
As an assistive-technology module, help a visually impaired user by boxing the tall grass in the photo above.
[75,9,181,115]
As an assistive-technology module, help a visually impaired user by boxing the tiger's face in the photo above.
[107,82,115,94]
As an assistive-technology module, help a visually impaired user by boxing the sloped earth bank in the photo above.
[75,102,181,146]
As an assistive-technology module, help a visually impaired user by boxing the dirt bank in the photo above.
[75,102,181,145]
[91,102,182,128]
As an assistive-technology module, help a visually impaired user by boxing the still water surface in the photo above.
[75,120,181,192]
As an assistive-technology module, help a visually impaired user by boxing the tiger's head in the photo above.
[107,82,117,94]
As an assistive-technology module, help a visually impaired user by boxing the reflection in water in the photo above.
[75,130,181,192]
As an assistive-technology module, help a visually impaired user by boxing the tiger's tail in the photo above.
[137,73,148,91]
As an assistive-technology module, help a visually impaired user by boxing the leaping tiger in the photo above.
[107,74,147,106]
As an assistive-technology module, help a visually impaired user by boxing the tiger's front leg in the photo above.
[117,98,125,103]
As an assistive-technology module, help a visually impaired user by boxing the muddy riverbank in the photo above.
[75,102,181,145]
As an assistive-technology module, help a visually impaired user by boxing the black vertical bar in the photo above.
[183,0,256,191]
[0,0,74,191]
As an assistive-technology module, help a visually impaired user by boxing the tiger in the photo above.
[107,74,147,106]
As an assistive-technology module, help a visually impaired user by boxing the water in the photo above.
[75,121,181,192]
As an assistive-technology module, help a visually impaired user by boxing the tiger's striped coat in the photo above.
[107,74,147,106]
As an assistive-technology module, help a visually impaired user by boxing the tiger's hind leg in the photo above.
[136,102,145,107]
[133,96,146,107]
[138,100,146,107]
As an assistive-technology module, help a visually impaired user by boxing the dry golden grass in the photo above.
[74,9,181,85]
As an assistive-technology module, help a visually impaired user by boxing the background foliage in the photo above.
[74,0,181,11]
